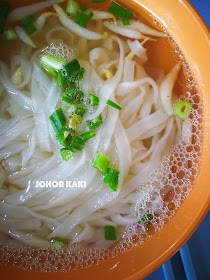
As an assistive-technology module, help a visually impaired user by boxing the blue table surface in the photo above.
[144,1,210,280]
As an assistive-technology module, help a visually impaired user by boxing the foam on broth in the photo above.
[0,0,203,272]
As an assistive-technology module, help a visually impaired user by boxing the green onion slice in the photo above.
[66,0,79,15]
[174,100,192,119]
[107,99,122,110]
[87,115,103,130]
[89,94,99,106]
[104,168,119,191]
[80,130,96,141]
[93,154,110,175]
[75,11,92,28]
[21,15,37,35]
[50,238,67,252]
[57,129,72,146]
[60,148,74,161]
[49,108,67,134]
[40,53,67,77]
[70,137,86,151]
[80,4,88,12]
[76,106,86,116]
[62,96,74,104]
[141,213,153,223]
[63,58,80,77]
[69,114,83,130]
[108,1,134,20]
[104,225,116,241]
[4,29,17,40]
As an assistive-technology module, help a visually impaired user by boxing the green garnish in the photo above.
[49,108,66,134]
[75,90,84,102]
[141,213,153,223]
[62,96,74,104]
[69,114,83,130]
[70,137,86,151]
[89,94,99,106]
[93,154,110,175]
[104,225,116,241]
[80,130,96,141]
[174,100,192,119]
[50,238,67,252]
[40,53,67,77]
[75,11,93,28]
[66,0,79,16]
[108,1,134,25]
[56,129,72,146]
[80,4,88,12]
[60,148,75,161]
[76,106,86,116]
[63,58,80,77]
[104,168,119,192]
[87,115,103,129]
[107,99,122,110]
[0,1,10,34]
[4,29,17,40]
[21,15,37,35]
[122,18,131,25]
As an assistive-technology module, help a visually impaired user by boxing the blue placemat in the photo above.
[144,1,210,280]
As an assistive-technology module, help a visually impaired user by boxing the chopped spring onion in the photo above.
[66,0,79,16]
[104,168,119,192]
[60,148,75,161]
[174,100,192,119]
[75,11,93,28]
[57,129,72,146]
[65,88,74,97]
[104,225,116,241]
[80,130,96,141]
[89,94,99,106]
[108,1,134,25]
[93,154,110,175]
[107,99,122,110]
[70,136,86,150]
[63,58,80,77]
[88,11,94,19]
[87,115,103,129]
[141,213,153,223]
[76,106,86,116]
[0,1,10,34]
[20,15,37,35]
[4,29,17,40]
[92,0,105,3]
[49,108,67,134]
[57,70,66,85]
[75,90,84,102]
[11,68,23,85]
[40,53,67,77]
[62,96,74,104]
[122,18,130,25]
[50,238,67,252]
[69,114,83,130]
[80,4,88,12]
[75,67,85,81]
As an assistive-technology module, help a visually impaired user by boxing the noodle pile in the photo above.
[0,2,188,249]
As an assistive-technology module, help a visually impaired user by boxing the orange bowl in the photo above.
[0,0,210,279]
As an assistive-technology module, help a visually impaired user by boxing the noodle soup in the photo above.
[0,0,202,271]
